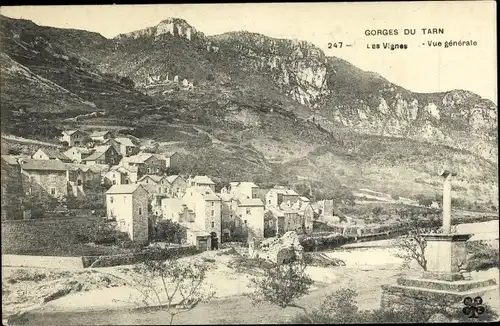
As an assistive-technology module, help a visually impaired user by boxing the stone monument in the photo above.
[381,169,498,315]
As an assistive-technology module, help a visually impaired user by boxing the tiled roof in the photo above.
[114,137,135,147]
[300,196,311,202]
[82,145,112,161]
[35,147,71,161]
[67,147,94,154]
[82,151,105,161]
[230,181,258,188]
[192,175,215,185]
[165,175,184,183]
[238,198,264,207]
[138,175,164,183]
[267,206,285,217]
[1,155,18,165]
[125,153,155,164]
[190,186,221,201]
[270,187,299,196]
[106,184,145,194]
[21,159,67,171]
[62,130,78,136]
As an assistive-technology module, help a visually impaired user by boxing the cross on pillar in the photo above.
[439,169,457,234]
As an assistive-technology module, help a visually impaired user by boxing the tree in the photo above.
[392,226,439,271]
[126,260,215,325]
[153,219,187,244]
[248,261,314,322]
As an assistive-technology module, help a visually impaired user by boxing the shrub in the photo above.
[75,218,130,245]
[467,241,500,271]
[291,287,499,323]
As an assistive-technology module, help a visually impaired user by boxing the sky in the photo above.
[1,2,497,103]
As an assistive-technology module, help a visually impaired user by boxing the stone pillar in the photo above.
[442,172,452,234]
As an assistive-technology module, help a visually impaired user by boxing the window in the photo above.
[211,210,214,217]
[146,179,149,184]
[110,196,114,203]
[230,214,233,219]
[147,168,151,173]
[139,206,143,215]
[39,155,43,159]
[212,202,214,207]
[244,220,247,224]
[156,168,160,173]
[158,187,161,193]
[268,200,271,204]
[113,173,116,178]
[125,180,129,184]
[246,208,251,215]
[269,220,273,227]
[50,188,56,195]
[77,180,82,186]
[211,221,215,228]
[113,180,116,185]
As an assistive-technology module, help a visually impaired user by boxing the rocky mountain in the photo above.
[0,15,497,207]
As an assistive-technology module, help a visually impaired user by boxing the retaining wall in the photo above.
[1,216,98,255]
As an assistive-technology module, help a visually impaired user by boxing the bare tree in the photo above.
[122,259,215,325]
[393,227,438,271]
[248,260,314,322]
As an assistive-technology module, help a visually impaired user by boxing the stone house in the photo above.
[229,181,259,199]
[265,186,300,207]
[63,147,94,163]
[187,175,216,191]
[160,198,196,223]
[266,206,285,236]
[82,145,121,166]
[183,186,222,248]
[90,130,111,143]
[237,198,265,240]
[163,152,182,170]
[32,148,72,163]
[317,199,334,217]
[165,175,188,198]
[104,137,139,157]
[20,159,69,200]
[296,202,314,234]
[60,130,88,147]
[219,189,242,242]
[65,163,108,197]
[119,153,166,178]
[103,165,134,186]
[137,175,170,195]
[105,184,149,243]
[1,155,25,220]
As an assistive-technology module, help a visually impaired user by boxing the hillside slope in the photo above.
[0,15,497,208]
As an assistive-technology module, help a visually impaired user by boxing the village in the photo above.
[0,128,344,251]
[2,126,499,325]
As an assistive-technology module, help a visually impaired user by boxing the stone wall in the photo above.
[1,216,98,255]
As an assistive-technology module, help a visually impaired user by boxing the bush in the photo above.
[467,241,500,271]
[291,287,499,323]
[75,218,130,245]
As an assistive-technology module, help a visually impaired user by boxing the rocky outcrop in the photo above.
[116,17,199,41]
[256,231,304,264]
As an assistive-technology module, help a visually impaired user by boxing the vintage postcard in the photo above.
[1,1,498,325]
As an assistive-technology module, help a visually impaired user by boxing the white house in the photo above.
[237,198,265,240]
[229,181,259,199]
[105,184,149,243]
[183,186,222,246]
